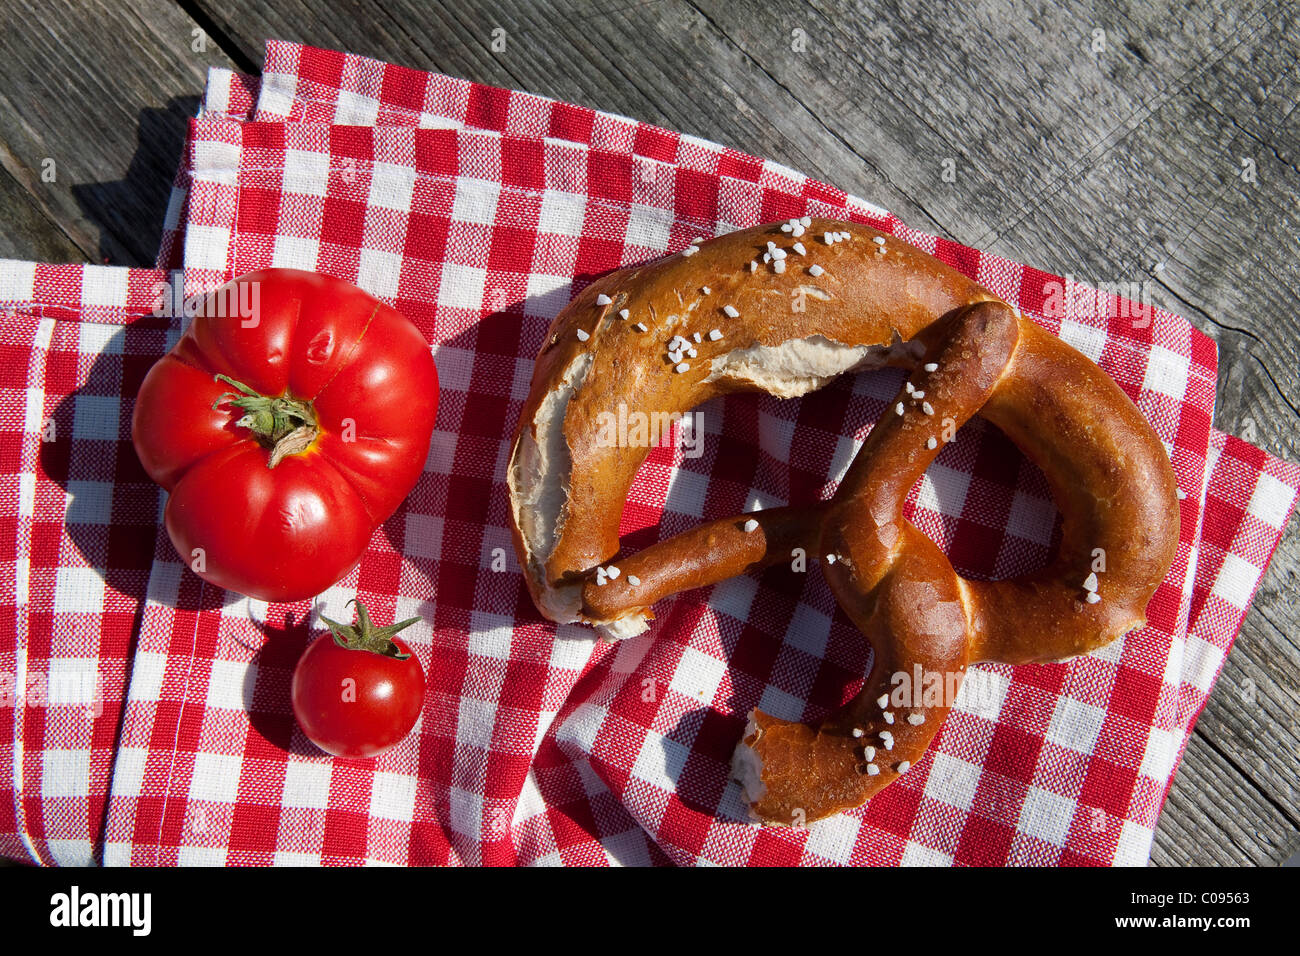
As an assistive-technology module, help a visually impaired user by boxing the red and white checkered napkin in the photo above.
[96,41,1300,866]
[0,262,212,864]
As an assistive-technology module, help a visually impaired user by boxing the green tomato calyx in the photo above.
[212,373,321,468]
[320,599,417,659]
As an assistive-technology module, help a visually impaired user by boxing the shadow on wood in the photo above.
[70,98,199,265]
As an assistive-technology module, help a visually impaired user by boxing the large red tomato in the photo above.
[132,269,438,602]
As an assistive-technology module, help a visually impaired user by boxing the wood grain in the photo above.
[0,0,236,264]
[0,0,1295,865]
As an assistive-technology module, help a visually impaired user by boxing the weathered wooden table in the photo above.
[1,0,1295,866]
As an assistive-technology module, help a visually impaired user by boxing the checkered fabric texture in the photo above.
[4,40,1298,865]
[0,262,212,864]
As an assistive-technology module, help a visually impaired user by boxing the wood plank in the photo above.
[0,0,237,264]
[0,164,85,262]
[1152,726,1299,865]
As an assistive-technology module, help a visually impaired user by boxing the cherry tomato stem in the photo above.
[321,599,418,658]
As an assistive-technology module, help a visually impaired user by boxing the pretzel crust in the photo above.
[507,220,1179,824]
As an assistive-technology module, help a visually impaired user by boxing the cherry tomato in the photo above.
[131,269,438,602]
[291,601,425,758]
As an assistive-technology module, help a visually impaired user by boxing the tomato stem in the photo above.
[212,373,320,468]
[319,599,418,659]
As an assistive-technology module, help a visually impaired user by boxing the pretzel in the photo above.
[507,218,1179,824]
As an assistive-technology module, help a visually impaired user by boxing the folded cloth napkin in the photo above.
[0,262,210,864]
[4,41,1297,865]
